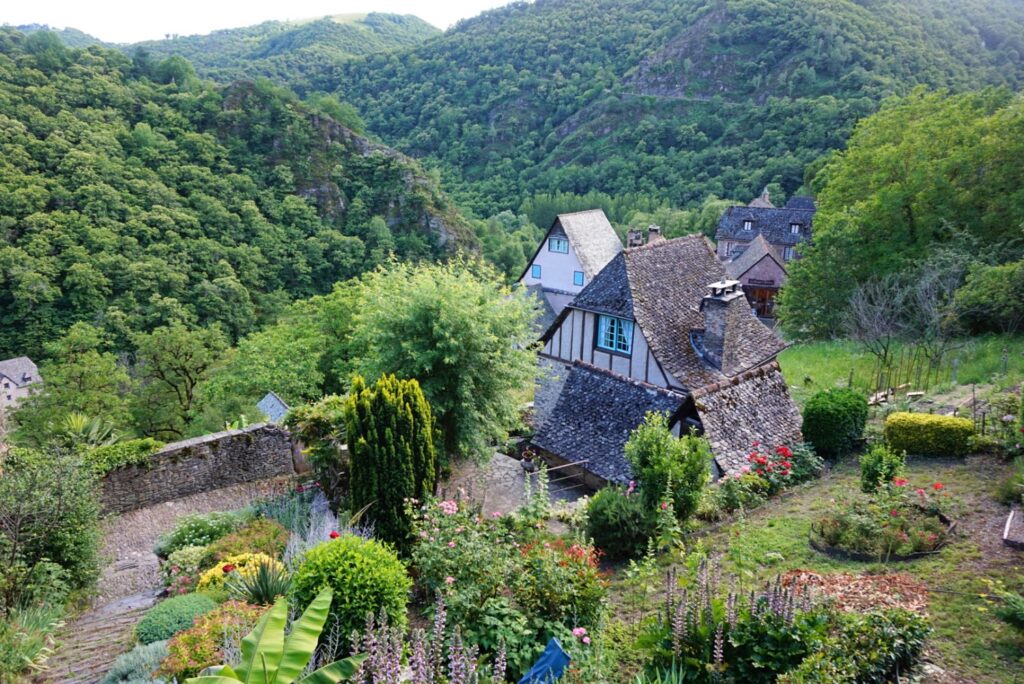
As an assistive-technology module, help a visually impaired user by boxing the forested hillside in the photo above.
[324,0,1024,215]
[0,29,472,360]
[127,14,440,91]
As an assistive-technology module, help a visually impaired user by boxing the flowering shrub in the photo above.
[156,601,266,679]
[516,539,607,628]
[159,545,208,595]
[813,481,953,559]
[196,553,282,591]
[745,444,797,494]
[154,511,249,557]
[203,517,289,562]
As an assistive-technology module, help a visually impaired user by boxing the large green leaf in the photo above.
[274,588,334,683]
[186,664,239,682]
[295,655,366,684]
[236,596,288,683]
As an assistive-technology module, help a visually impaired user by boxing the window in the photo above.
[783,246,794,261]
[743,220,753,231]
[790,223,800,234]
[531,264,542,279]
[596,315,634,354]
[573,271,585,286]
[548,237,569,253]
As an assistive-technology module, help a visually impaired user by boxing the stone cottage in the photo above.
[518,209,623,330]
[714,190,816,319]
[0,356,41,413]
[530,234,802,487]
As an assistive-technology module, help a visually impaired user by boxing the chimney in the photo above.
[647,224,665,244]
[627,229,645,248]
[699,280,746,371]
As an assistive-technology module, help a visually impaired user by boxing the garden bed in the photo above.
[809,512,957,563]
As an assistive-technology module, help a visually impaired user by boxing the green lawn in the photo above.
[671,456,1024,683]
[779,334,1024,406]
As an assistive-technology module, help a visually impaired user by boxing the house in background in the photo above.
[714,190,815,319]
[0,356,41,413]
[518,209,623,329]
[530,234,802,487]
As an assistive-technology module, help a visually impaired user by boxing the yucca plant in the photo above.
[227,559,292,605]
[185,588,364,683]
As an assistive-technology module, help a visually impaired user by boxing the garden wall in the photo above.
[100,424,297,514]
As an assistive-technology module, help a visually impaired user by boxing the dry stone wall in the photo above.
[100,424,295,514]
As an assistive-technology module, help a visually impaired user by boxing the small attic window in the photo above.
[743,220,753,231]
[790,223,800,234]
[548,237,569,253]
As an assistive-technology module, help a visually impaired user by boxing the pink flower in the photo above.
[889,509,899,517]
[660,502,669,510]
[892,478,908,487]
[572,627,587,637]
[445,576,455,585]
[448,541,456,548]
[329,530,340,539]
[915,488,926,497]
[740,465,751,474]
[582,636,591,645]
[439,500,458,515]
[491,511,502,518]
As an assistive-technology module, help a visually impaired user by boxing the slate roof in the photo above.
[691,362,803,475]
[256,391,290,423]
[725,234,786,280]
[526,283,559,332]
[532,362,684,484]
[557,210,624,279]
[0,356,40,387]
[785,196,816,211]
[715,203,815,247]
[567,235,786,388]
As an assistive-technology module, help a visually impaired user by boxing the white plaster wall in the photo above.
[521,238,587,293]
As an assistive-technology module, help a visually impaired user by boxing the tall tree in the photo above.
[344,374,436,550]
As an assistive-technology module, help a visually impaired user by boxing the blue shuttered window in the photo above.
[596,315,634,354]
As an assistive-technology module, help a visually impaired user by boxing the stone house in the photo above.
[530,234,801,488]
[518,209,623,330]
[0,356,41,412]
[714,190,815,319]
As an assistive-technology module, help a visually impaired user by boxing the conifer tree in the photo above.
[344,374,436,550]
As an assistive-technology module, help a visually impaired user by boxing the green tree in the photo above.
[343,259,537,462]
[625,412,710,521]
[132,323,227,438]
[344,374,436,549]
[11,323,132,444]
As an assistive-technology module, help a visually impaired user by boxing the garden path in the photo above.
[443,451,586,517]
[42,477,289,684]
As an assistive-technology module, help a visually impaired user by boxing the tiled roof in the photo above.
[557,209,624,279]
[570,252,634,319]
[532,362,684,484]
[526,283,560,332]
[0,356,40,387]
[725,234,785,280]
[691,362,803,475]
[715,204,814,247]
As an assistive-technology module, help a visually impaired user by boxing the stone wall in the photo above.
[100,424,296,514]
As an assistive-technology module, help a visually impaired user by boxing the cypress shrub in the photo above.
[883,412,975,456]
[801,388,868,458]
[345,374,436,550]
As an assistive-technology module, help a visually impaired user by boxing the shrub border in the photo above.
[808,512,956,563]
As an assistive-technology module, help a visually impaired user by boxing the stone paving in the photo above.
[441,451,588,516]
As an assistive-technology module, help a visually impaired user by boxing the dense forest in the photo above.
[0,28,472,360]
[319,0,1024,216]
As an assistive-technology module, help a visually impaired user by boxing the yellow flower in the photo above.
[196,553,282,590]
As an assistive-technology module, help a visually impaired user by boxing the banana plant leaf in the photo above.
[296,655,366,684]
[274,588,335,683]
[236,596,288,683]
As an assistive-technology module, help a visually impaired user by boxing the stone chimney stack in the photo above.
[627,229,645,248]
[647,224,665,244]
[699,280,746,370]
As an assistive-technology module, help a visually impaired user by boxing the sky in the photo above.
[1,0,512,44]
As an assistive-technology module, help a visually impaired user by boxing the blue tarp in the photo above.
[518,637,571,684]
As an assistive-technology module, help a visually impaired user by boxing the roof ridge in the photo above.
[623,232,704,254]
[557,208,608,217]
[690,359,782,398]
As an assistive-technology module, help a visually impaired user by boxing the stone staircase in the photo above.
[42,589,160,684]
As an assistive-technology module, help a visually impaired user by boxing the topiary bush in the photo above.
[100,639,169,683]
[585,487,651,561]
[290,535,411,652]
[203,518,289,562]
[153,511,249,557]
[883,412,975,456]
[859,443,906,493]
[135,593,217,645]
[801,388,868,458]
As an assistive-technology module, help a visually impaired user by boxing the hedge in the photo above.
[883,412,975,457]
[801,388,868,458]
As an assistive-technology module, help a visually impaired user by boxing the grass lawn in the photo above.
[656,455,1024,683]
[779,334,1024,407]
